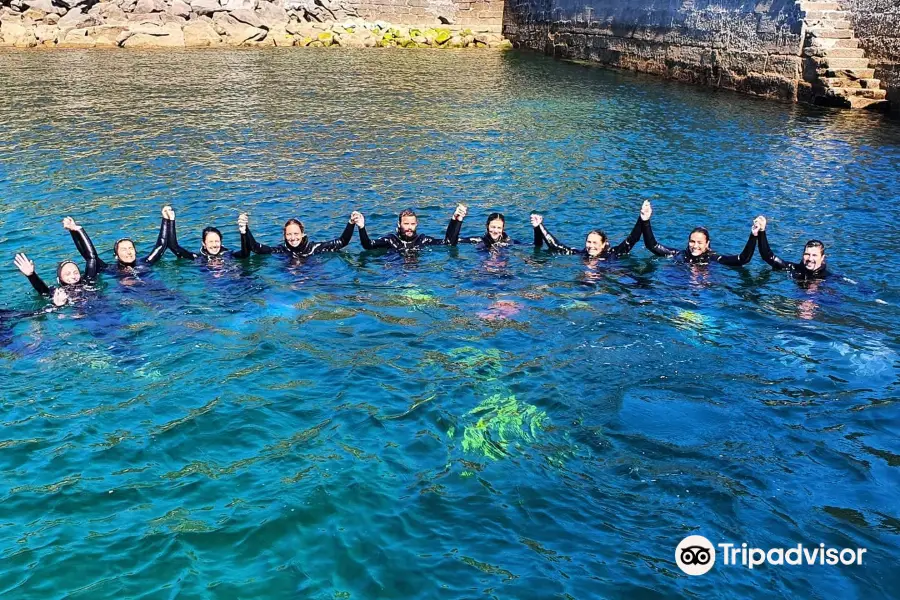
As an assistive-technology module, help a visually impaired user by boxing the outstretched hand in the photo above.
[237,213,249,234]
[453,204,468,221]
[162,205,175,221]
[62,216,81,231]
[14,253,34,277]
[350,211,365,229]
[640,200,652,221]
[530,214,543,228]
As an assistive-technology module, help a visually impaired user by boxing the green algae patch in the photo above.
[455,394,548,460]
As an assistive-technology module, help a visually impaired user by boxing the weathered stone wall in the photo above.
[503,0,806,101]
[346,0,502,29]
[851,0,900,109]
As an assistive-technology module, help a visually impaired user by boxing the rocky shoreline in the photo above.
[0,0,511,48]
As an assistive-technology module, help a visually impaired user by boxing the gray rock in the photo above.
[228,7,262,28]
[255,1,285,28]
[169,0,191,18]
[57,6,98,27]
[189,0,218,15]
[219,0,256,11]
[133,0,165,13]
[22,0,54,13]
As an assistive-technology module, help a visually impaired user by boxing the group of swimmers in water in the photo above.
[10,200,830,308]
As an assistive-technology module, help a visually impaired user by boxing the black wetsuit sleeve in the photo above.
[715,234,757,266]
[26,272,53,296]
[70,227,108,276]
[537,224,579,255]
[459,236,482,244]
[142,218,170,264]
[757,231,792,270]
[609,216,644,258]
[359,227,391,250]
[445,219,462,246]
[229,229,253,259]
[245,228,277,255]
[533,226,543,248]
[641,220,678,257]
[311,222,355,254]
[69,227,104,279]
[167,221,198,259]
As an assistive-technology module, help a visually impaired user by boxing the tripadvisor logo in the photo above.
[675,536,868,576]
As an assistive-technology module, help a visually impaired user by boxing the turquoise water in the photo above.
[1,49,900,598]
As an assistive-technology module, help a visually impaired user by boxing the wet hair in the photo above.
[113,238,135,257]
[398,209,417,222]
[804,239,826,254]
[56,260,80,283]
[486,213,506,228]
[690,227,710,243]
[283,218,305,235]
[202,226,222,245]
[586,229,609,245]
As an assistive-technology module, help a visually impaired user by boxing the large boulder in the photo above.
[120,22,184,46]
[266,23,292,45]
[254,1,285,28]
[22,0,54,13]
[188,0,218,15]
[168,0,191,18]
[133,0,165,13]
[228,8,262,28]
[0,20,33,46]
[88,23,128,44]
[33,22,59,43]
[57,26,96,46]
[182,19,220,45]
[212,12,264,44]
[57,6,98,27]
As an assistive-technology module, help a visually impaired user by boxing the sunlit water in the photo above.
[1,49,899,599]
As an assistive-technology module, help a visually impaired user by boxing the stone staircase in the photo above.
[800,1,888,109]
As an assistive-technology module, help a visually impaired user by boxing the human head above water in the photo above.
[802,239,826,271]
[202,226,222,255]
[583,230,609,257]
[114,238,137,265]
[283,218,306,248]
[397,209,418,238]
[687,227,710,257]
[57,260,82,285]
[486,213,506,241]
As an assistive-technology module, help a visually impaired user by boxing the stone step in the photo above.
[848,97,889,109]
[809,36,860,48]
[810,28,854,39]
[822,77,881,89]
[806,19,852,29]
[824,57,870,69]
[821,47,866,58]
[825,67,876,79]
[800,2,842,10]
[801,9,850,18]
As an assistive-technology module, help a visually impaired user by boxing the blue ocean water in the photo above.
[1,49,899,599]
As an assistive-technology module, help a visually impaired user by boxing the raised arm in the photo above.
[530,214,578,255]
[309,218,356,254]
[715,220,759,266]
[354,213,392,250]
[64,217,108,277]
[166,209,198,259]
[609,212,645,258]
[15,253,52,296]
[638,202,676,257]
[755,216,790,270]
[142,208,172,264]
[229,213,254,259]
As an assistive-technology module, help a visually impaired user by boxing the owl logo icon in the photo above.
[676,535,716,575]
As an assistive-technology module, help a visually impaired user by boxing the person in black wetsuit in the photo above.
[640,201,758,266]
[243,213,356,259]
[455,212,534,250]
[530,204,644,259]
[354,205,465,251]
[167,210,252,261]
[755,216,829,280]
[65,207,171,274]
